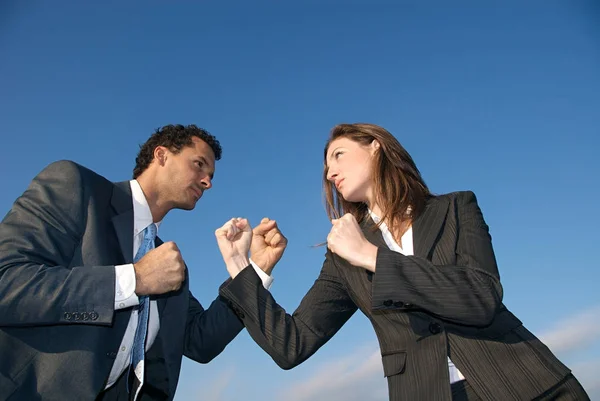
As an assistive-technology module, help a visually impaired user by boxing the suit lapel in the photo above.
[361,216,388,249]
[152,237,169,315]
[111,181,135,264]
[110,188,178,397]
[412,196,450,258]
[111,181,168,315]
[362,196,450,259]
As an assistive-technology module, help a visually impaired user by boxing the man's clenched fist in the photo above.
[133,241,186,295]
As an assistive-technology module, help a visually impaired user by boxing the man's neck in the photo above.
[135,175,169,223]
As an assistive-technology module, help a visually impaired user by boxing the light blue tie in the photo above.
[130,223,157,392]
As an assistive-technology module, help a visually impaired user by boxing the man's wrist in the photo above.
[249,258,274,290]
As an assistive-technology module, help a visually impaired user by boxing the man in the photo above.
[0,124,284,401]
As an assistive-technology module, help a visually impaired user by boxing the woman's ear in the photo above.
[371,139,381,154]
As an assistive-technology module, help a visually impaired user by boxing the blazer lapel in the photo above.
[361,216,388,249]
[152,236,170,316]
[111,181,135,264]
[359,217,386,283]
[412,196,450,259]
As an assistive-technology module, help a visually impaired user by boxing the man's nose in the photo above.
[200,176,212,190]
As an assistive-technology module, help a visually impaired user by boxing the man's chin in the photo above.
[177,200,198,211]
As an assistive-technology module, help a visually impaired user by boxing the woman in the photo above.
[216,123,589,400]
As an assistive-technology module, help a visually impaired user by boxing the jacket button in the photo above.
[73,312,81,321]
[81,312,89,321]
[383,300,393,307]
[429,322,442,334]
[233,307,245,319]
[404,303,413,309]
[90,311,99,321]
[64,312,72,320]
[393,301,404,307]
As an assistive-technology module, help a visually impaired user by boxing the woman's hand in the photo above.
[327,213,378,272]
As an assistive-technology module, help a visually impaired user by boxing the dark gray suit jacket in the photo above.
[220,191,574,401]
[0,160,243,401]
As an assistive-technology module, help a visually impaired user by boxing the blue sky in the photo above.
[1,1,599,399]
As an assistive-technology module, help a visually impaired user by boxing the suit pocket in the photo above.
[381,351,407,377]
[0,371,17,400]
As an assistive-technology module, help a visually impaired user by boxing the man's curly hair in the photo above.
[133,124,222,178]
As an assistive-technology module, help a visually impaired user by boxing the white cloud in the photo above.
[273,305,600,401]
[539,305,600,355]
[278,344,387,401]
[570,359,600,399]
[201,367,236,401]
[183,305,600,401]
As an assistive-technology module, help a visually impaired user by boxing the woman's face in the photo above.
[326,137,378,205]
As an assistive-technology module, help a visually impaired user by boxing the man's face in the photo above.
[161,136,216,211]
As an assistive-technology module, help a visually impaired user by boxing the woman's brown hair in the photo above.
[323,123,432,236]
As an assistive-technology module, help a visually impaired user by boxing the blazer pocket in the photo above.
[0,371,17,400]
[382,351,407,377]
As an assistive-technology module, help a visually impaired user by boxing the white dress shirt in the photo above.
[105,180,273,390]
[369,211,465,384]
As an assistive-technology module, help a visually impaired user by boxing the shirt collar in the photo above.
[368,209,414,254]
[368,206,412,223]
[129,180,162,235]
[368,209,381,223]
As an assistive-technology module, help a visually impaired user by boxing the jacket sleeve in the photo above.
[371,191,503,326]
[183,290,244,363]
[219,251,358,369]
[0,160,115,326]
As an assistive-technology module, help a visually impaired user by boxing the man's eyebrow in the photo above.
[197,156,213,167]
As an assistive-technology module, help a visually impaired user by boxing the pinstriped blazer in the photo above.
[220,191,573,401]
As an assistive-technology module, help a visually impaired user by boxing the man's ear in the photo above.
[154,146,168,166]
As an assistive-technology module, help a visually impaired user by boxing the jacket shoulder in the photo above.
[431,190,478,204]
[38,160,111,186]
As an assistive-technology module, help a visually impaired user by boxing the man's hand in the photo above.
[134,241,186,295]
[327,213,378,272]
[215,218,253,279]
[250,217,287,275]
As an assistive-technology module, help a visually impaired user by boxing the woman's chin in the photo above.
[340,191,365,204]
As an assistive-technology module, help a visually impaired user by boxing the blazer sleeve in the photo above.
[371,191,503,326]
[0,160,115,326]
[183,290,245,363]
[219,251,358,369]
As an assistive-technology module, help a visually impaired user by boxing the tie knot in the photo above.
[144,223,157,242]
